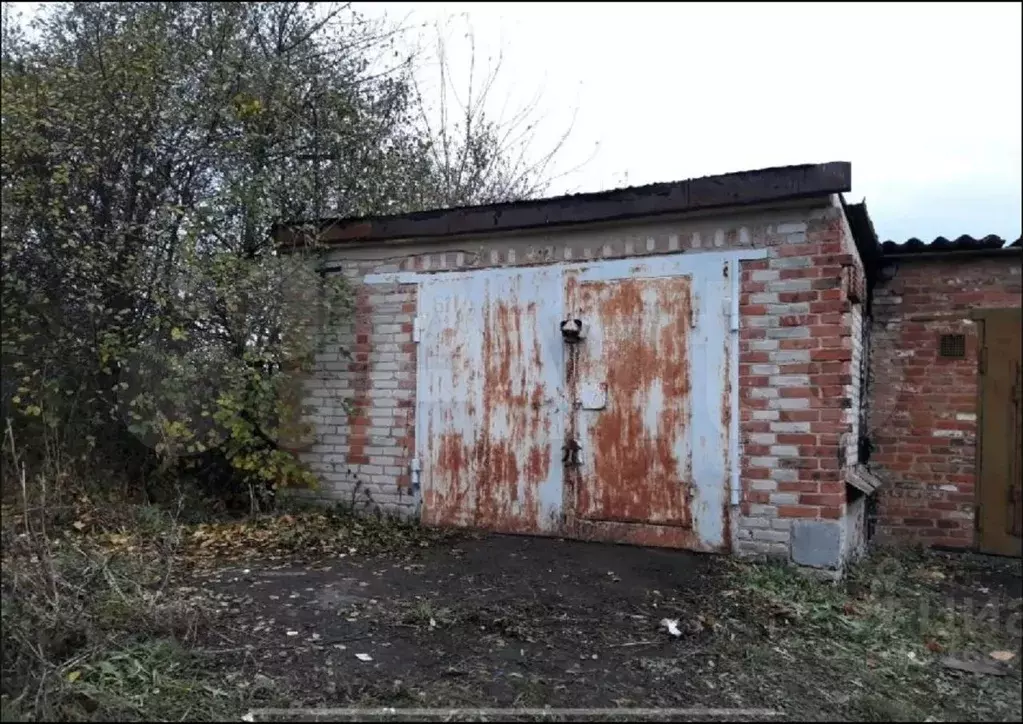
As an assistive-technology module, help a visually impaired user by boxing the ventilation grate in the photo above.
[939,334,966,359]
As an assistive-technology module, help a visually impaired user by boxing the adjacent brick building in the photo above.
[279,161,1022,571]
[868,241,1021,555]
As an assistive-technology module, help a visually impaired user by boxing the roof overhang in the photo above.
[275,161,852,249]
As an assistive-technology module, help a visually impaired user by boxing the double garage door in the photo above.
[414,251,744,551]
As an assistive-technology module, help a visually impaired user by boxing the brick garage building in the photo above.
[867,237,1022,556]
[279,161,1022,572]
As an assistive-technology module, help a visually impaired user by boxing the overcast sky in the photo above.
[367,1,1022,243]
[13,2,1022,242]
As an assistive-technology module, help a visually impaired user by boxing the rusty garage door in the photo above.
[417,268,566,533]
[416,252,742,551]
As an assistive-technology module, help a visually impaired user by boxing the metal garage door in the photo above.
[416,252,738,551]
[417,267,566,533]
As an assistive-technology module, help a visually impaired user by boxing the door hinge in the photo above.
[974,505,982,532]
[412,317,421,343]
[1010,486,1022,537]
[723,297,738,332]
[409,457,421,491]
[978,346,987,375]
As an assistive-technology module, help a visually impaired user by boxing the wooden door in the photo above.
[977,309,1022,557]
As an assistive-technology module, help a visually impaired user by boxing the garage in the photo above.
[414,251,761,551]
[284,161,884,572]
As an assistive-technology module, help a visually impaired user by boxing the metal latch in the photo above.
[562,439,582,466]
[560,318,585,343]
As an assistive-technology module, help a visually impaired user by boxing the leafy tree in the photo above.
[1,1,575,509]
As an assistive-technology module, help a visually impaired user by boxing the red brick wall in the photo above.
[736,210,866,562]
[869,255,1022,547]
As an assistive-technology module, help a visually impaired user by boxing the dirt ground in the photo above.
[181,531,1023,722]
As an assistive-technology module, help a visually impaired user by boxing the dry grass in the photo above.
[730,549,1022,721]
[0,441,450,721]
[0,470,239,721]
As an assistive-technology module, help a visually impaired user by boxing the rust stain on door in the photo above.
[567,276,694,526]
[419,254,733,551]
[420,271,563,535]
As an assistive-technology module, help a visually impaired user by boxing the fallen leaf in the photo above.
[925,639,944,653]
[67,670,81,682]
[355,653,373,662]
[989,650,1015,662]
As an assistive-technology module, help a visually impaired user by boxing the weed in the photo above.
[850,692,927,722]
[400,598,457,628]
[730,548,1022,721]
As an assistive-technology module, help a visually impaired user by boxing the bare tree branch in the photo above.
[410,13,593,207]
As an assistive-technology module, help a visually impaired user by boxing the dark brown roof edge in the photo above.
[842,199,883,314]
[843,200,881,266]
[275,161,851,247]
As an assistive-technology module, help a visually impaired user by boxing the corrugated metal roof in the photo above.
[881,235,1021,255]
